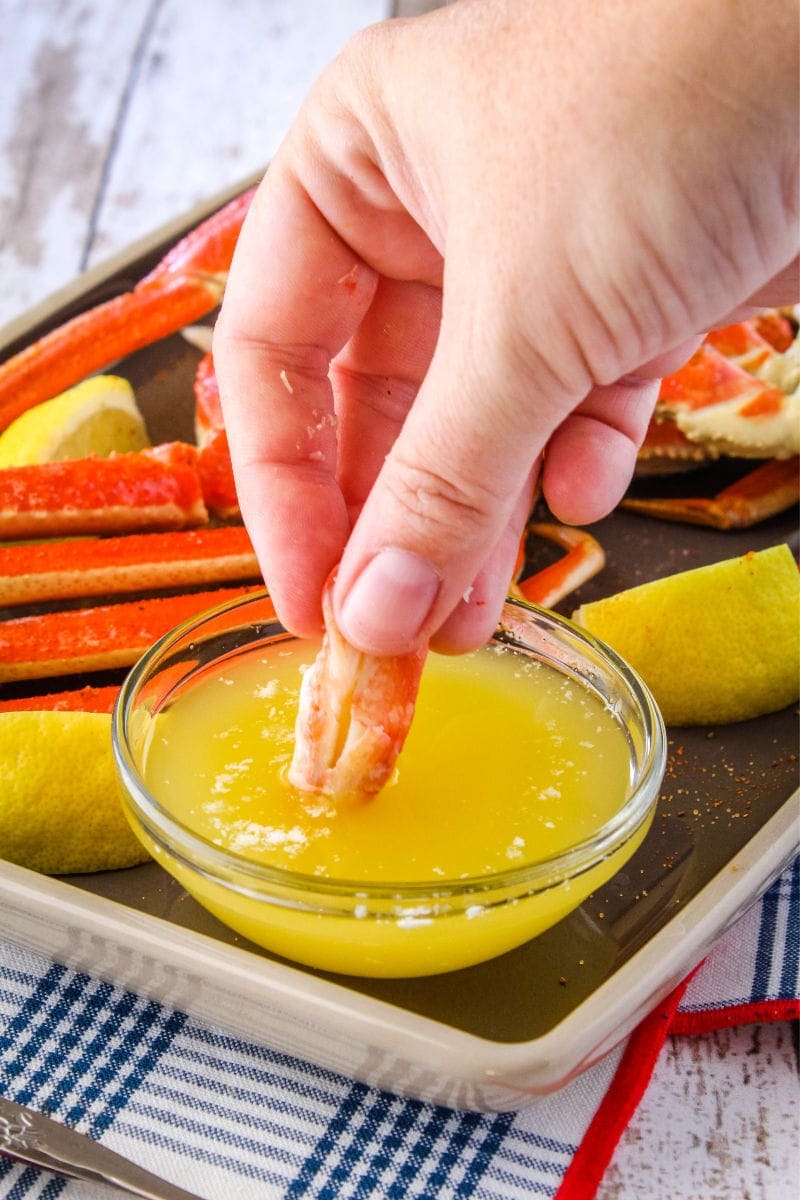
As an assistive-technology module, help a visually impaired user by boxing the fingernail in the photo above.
[339,548,441,654]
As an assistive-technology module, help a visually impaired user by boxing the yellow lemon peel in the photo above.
[573,544,800,726]
[0,711,150,874]
[0,375,149,467]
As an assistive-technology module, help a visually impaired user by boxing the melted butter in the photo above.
[143,642,632,884]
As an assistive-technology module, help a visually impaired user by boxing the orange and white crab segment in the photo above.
[288,570,427,799]
[193,352,240,519]
[0,584,264,683]
[704,310,797,366]
[0,187,255,433]
[0,442,208,540]
[0,685,121,714]
[654,342,799,461]
[624,455,799,530]
[705,318,783,371]
[751,310,796,353]
[512,523,606,609]
[193,351,224,441]
[630,313,800,528]
[0,525,257,606]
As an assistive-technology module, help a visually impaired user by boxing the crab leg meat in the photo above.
[288,524,606,801]
[288,570,427,799]
[0,584,266,683]
[0,525,258,607]
[196,429,240,520]
[0,442,208,540]
[0,187,255,431]
[704,320,782,372]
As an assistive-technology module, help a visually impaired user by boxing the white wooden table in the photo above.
[0,3,797,1197]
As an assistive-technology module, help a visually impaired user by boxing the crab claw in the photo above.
[0,187,256,432]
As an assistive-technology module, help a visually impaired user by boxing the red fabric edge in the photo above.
[554,977,691,1200]
[555,966,798,1200]
[670,996,800,1035]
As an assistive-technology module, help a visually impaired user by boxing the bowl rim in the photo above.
[112,590,666,905]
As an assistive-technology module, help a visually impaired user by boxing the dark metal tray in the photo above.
[0,184,796,1110]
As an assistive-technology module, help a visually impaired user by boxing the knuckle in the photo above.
[325,23,384,99]
[381,453,502,546]
[331,365,418,426]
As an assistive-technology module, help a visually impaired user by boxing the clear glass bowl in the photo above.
[113,591,666,979]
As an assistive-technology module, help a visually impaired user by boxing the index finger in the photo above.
[213,166,379,636]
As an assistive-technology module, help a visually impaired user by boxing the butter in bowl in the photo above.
[113,590,665,978]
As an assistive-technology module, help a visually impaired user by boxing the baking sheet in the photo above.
[0,186,797,1110]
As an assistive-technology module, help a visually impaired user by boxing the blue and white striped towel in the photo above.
[0,856,797,1200]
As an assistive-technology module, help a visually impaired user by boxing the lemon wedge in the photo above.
[573,544,800,725]
[0,711,149,874]
[0,375,149,467]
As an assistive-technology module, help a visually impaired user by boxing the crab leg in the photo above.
[623,455,799,529]
[0,685,120,713]
[288,570,427,799]
[194,351,224,439]
[0,442,208,539]
[197,428,239,520]
[0,187,255,432]
[0,525,257,607]
[704,319,782,372]
[706,311,796,360]
[512,523,606,608]
[194,352,240,519]
[0,584,265,682]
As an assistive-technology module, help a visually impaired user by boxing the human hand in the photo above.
[214,0,798,656]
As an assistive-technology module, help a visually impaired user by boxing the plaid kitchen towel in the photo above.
[0,856,797,1200]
